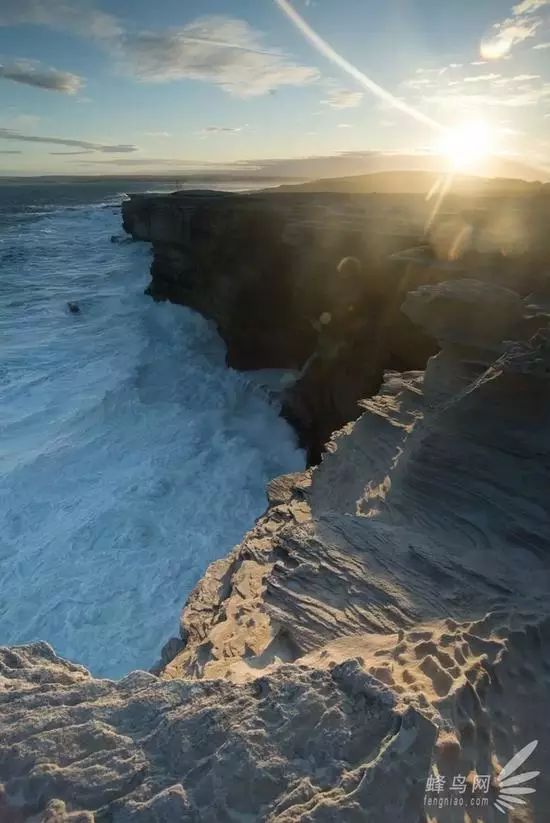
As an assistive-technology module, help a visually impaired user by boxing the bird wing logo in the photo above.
[494,740,539,814]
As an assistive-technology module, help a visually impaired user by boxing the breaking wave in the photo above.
[0,190,303,677]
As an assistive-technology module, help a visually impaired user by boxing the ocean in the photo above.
[0,180,303,678]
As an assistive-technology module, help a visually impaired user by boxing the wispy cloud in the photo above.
[201,125,247,134]
[481,0,550,58]
[533,40,550,46]
[0,113,41,129]
[321,88,363,108]
[494,73,541,82]
[0,59,83,93]
[464,73,501,82]
[405,62,550,112]
[143,131,172,138]
[120,16,319,97]
[424,85,550,108]
[0,149,22,154]
[513,0,550,13]
[0,129,137,153]
[0,0,122,40]
[74,157,242,168]
[2,3,318,99]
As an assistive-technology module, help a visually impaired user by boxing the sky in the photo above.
[0,0,549,178]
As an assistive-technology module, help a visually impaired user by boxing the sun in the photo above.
[436,120,494,171]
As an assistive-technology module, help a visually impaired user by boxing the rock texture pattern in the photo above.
[122,189,550,463]
[2,276,550,821]
[0,644,435,822]
[122,190,438,461]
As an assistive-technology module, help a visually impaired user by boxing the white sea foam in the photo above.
[0,198,303,678]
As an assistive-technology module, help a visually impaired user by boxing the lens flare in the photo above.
[436,121,494,171]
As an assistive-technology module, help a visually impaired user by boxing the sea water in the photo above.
[0,181,303,678]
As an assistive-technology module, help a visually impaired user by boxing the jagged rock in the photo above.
[158,290,550,818]
[3,280,550,821]
[166,313,550,683]
[0,644,435,822]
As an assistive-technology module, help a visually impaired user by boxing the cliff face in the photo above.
[122,191,428,367]
[164,280,550,678]
[2,274,550,822]
[2,194,550,822]
[122,188,549,462]
[122,190,438,460]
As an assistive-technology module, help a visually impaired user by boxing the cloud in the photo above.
[49,150,94,155]
[1,4,318,99]
[120,16,318,97]
[481,20,541,58]
[463,73,501,82]
[144,131,172,137]
[0,112,41,129]
[74,157,241,168]
[0,0,122,40]
[533,40,550,46]
[0,129,137,152]
[499,73,541,81]
[337,123,352,128]
[200,125,247,134]
[1,0,322,103]
[0,149,22,154]
[481,0,550,58]
[0,59,83,93]
[405,61,550,111]
[416,67,448,75]
[424,86,550,108]
[513,0,550,13]
[321,89,363,109]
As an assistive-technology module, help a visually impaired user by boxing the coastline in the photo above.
[2,187,550,821]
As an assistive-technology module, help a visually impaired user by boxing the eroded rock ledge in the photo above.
[2,275,550,821]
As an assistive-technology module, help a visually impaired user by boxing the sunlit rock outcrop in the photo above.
[0,643,435,822]
[2,278,549,821]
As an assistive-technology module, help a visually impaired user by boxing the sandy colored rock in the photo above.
[2,281,550,821]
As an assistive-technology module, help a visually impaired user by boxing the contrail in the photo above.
[274,0,443,132]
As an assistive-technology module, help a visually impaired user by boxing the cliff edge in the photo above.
[122,187,550,462]
[2,269,550,820]
[122,190,440,461]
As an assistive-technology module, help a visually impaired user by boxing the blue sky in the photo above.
[0,0,549,177]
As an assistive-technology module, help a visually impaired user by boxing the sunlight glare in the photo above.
[436,121,493,171]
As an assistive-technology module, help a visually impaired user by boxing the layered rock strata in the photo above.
[122,190,440,460]
[122,189,550,462]
[2,278,550,821]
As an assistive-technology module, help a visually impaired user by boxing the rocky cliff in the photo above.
[121,189,549,463]
[122,190,442,461]
[2,266,550,821]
